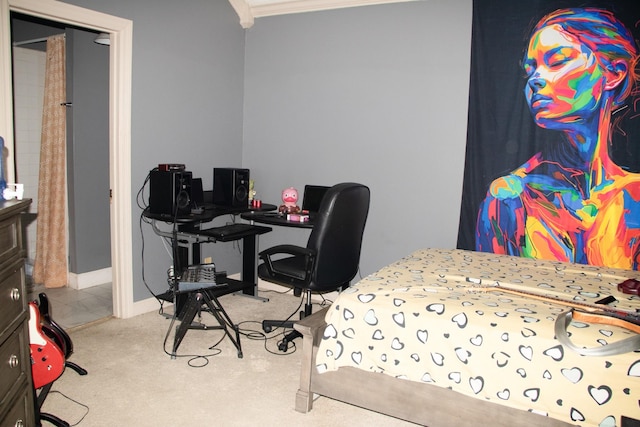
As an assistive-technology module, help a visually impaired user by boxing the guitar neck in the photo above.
[474,283,640,329]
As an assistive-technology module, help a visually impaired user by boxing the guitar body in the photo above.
[28,302,65,389]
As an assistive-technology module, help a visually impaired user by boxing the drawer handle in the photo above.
[8,354,19,368]
[15,420,24,427]
[10,287,20,301]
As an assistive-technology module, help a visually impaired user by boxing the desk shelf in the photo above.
[197,223,272,242]
[157,277,253,305]
[241,211,314,229]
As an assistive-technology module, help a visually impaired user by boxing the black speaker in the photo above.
[149,170,193,215]
[213,168,250,207]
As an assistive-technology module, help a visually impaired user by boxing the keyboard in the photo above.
[196,223,271,242]
[200,223,255,240]
[217,223,254,237]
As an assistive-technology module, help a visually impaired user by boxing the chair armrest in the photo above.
[259,244,313,258]
[259,245,317,281]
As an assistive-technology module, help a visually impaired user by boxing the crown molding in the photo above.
[229,0,416,28]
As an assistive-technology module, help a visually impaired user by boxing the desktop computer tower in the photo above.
[149,170,193,215]
[213,168,250,207]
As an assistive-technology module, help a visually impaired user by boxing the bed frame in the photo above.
[294,307,576,427]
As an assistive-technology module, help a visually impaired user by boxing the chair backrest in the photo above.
[306,182,370,292]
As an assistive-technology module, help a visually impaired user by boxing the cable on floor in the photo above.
[161,308,225,367]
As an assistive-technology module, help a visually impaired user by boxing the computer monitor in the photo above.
[301,185,330,213]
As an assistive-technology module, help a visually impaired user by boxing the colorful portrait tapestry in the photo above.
[457,0,640,270]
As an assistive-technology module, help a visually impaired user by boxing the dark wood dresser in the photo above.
[0,199,34,427]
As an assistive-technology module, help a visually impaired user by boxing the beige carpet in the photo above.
[40,289,417,426]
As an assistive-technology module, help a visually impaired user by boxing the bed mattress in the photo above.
[316,248,640,426]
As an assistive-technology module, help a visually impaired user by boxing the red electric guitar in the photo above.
[28,302,65,389]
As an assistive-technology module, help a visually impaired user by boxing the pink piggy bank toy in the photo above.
[279,187,301,214]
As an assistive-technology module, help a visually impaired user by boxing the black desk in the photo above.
[143,203,277,297]
[240,211,315,229]
[143,203,276,357]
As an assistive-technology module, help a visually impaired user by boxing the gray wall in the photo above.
[243,1,473,276]
[64,0,247,300]
[60,0,473,300]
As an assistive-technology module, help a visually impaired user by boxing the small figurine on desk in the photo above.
[248,179,256,203]
[249,180,263,208]
[279,187,300,214]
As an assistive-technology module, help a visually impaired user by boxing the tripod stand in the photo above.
[171,287,243,359]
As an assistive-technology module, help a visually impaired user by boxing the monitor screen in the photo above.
[302,185,330,213]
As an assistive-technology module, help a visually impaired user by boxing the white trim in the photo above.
[132,296,174,317]
[229,0,417,28]
[68,267,112,290]
[129,274,342,318]
[236,274,341,304]
[228,0,254,29]
[2,0,134,319]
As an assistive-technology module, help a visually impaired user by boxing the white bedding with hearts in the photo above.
[315,248,640,426]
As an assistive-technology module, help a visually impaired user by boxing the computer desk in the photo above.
[240,211,315,229]
[143,203,277,357]
[143,203,278,298]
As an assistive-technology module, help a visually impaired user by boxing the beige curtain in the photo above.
[33,34,68,288]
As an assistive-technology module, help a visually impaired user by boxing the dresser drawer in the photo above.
[0,383,34,427]
[0,213,22,272]
[0,324,30,412]
[0,261,25,337]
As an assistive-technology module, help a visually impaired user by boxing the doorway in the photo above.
[12,14,112,327]
[0,0,134,319]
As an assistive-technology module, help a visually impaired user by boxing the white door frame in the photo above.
[1,0,134,318]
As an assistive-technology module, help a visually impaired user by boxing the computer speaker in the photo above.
[149,170,193,215]
[213,168,250,207]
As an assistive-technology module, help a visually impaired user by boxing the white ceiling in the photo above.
[228,0,417,28]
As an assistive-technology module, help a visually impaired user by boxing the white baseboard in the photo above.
[132,295,173,317]
[232,273,340,303]
[129,272,341,318]
[68,267,112,290]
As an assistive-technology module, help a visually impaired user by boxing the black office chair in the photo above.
[258,182,370,351]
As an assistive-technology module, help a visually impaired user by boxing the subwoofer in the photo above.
[149,170,193,215]
[213,168,250,207]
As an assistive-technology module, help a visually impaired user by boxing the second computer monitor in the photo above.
[302,185,330,213]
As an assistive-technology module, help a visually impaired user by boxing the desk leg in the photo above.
[241,234,268,302]
[172,292,202,358]
[203,293,243,358]
[171,291,244,359]
[191,242,200,265]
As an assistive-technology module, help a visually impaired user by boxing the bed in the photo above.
[293,248,640,427]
